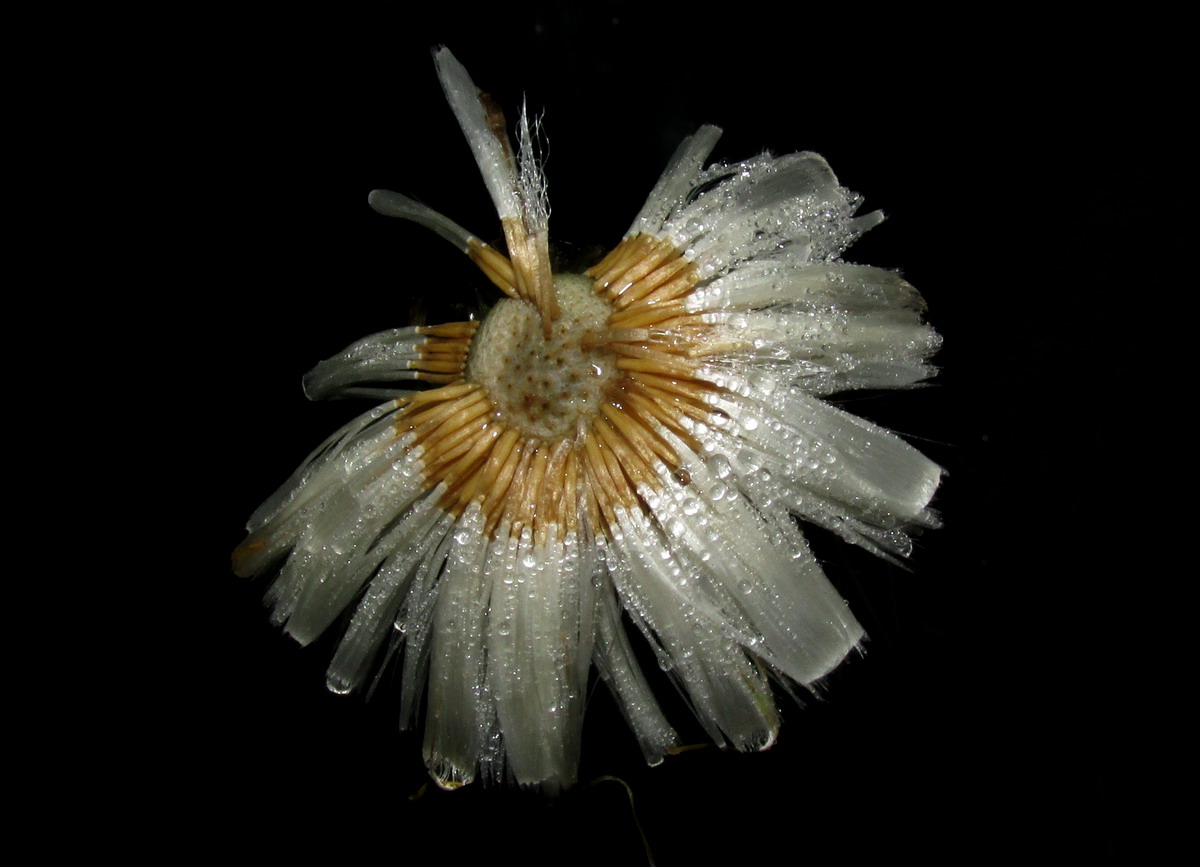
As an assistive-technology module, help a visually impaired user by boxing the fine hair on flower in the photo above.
[233,46,943,792]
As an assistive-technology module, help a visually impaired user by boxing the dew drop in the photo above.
[738,449,761,472]
[710,454,732,479]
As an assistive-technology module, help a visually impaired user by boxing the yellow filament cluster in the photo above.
[467,238,518,298]
[589,234,703,329]
[464,230,558,337]
[388,233,729,543]
[501,217,559,335]
[411,321,480,384]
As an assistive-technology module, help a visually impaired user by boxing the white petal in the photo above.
[629,125,723,237]
[242,401,402,536]
[302,326,428,400]
[608,506,780,752]
[397,529,458,730]
[433,47,521,222]
[694,377,942,558]
[643,431,866,685]
[591,570,680,765]
[272,475,441,646]
[325,511,455,695]
[422,503,496,788]
[367,189,476,252]
[487,524,594,790]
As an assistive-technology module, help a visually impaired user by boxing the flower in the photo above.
[233,47,942,792]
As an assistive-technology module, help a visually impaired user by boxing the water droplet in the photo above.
[711,454,732,479]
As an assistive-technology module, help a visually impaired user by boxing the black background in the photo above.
[165,6,1146,861]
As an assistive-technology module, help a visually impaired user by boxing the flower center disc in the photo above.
[466,273,619,441]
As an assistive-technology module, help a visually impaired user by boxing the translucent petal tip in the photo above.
[367,189,406,216]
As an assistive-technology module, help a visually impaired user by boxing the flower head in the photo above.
[233,47,942,792]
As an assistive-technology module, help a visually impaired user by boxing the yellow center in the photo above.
[466,274,619,441]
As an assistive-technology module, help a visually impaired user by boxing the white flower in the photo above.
[233,47,942,792]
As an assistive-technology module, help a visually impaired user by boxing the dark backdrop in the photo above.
[169,6,1143,861]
